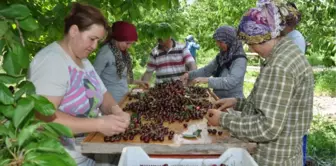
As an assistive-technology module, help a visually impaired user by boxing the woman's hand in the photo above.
[133,80,150,89]
[114,110,130,124]
[214,98,237,111]
[190,77,209,85]
[205,109,222,126]
[97,114,130,136]
[180,72,189,85]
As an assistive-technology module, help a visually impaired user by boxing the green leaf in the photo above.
[17,122,42,146]
[5,137,12,148]
[0,73,24,84]
[13,97,35,128]
[3,51,22,76]
[0,4,31,20]
[30,94,55,116]
[26,153,75,166]
[47,123,73,137]
[0,39,5,53]
[0,21,8,37]
[17,81,36,94]
[0,125,7,136]
[14,88,26,101]
[19,16,39,31]
[0,159,11,166]
[3,120,15,138]
[22,162,35,166]
[35,139,65,153]
[11,45,30,69]
[0,83,14,105]
[0,105,15,118]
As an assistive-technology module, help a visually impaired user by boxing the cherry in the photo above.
[220,164,226,166]
[212,129,217,134]
[218,131,223,136]
[209,113,214,117]
[183,124,188,128]
[169,131,175,135]
[207,129,212,133]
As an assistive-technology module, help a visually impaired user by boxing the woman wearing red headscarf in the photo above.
[94,21,148,103]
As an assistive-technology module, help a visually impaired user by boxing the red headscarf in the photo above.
[111,21,138,42]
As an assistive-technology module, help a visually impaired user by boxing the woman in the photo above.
[181,26,247,99]
[206,1,314,165]
[94,21,148,103]
[28,3,130,165]
[280,2,306,53]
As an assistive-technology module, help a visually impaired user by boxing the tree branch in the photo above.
[15,20,25,47]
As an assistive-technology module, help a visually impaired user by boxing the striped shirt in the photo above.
[146,40,195,83]
[220,37,314,166]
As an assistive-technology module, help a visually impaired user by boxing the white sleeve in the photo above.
[28,52,69,96]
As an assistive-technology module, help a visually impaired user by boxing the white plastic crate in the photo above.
[118,146,258,166]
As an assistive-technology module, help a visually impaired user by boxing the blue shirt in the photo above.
[186,41,200,57]
[286,30,306,53]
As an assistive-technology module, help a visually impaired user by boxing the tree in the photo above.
[294,0,336,67]
[0,3,76,166]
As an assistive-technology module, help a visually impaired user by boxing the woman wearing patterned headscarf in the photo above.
[206,1,314,165]
[181,26,247,99]
[94,21,148,103]
[279,2,306,53]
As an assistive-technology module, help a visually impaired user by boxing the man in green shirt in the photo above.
[206,1,314,166]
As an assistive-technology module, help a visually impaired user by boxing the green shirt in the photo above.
[220,37,314,166]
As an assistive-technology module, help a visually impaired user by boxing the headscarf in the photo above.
[213,26,246,66]
[186,35,194,42]
[105,21,137,81]
[278,2,301,27]
[108,40,133,82]
[237,0,285,44]
[111,21,138,41]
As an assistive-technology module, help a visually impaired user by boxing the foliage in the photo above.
[0,3,76,166]
[314,70,336,97]
[308,115,336,165]
[183,0,255,51]
[294,0,336,67]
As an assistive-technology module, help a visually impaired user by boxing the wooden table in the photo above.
[81,89,256,155]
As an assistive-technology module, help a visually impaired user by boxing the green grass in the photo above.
[314,70,336,97]
[307,115,336,165]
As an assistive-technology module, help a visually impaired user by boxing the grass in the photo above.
[307,115,336,165]
[314,70,336,97]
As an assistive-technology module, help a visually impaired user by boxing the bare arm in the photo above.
[142,71,154,82]
[100,92,121,114]
[186,61,197,71]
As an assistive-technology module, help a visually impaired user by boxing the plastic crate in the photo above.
[118,146,258,166]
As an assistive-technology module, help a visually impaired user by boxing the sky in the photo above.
[187,0,196,5]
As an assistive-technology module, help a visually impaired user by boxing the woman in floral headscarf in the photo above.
[279,2,306,53]
[94,21,148,103]
[181,26,247,99]
[206,1,314,165]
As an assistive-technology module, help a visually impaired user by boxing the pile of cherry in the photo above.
[104,80,213,143]
[125,80,212,123]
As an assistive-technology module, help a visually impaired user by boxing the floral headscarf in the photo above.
[238,0,285,44]
[278,2,301,27]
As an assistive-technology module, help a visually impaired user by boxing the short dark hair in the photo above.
[64,3,108,34]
